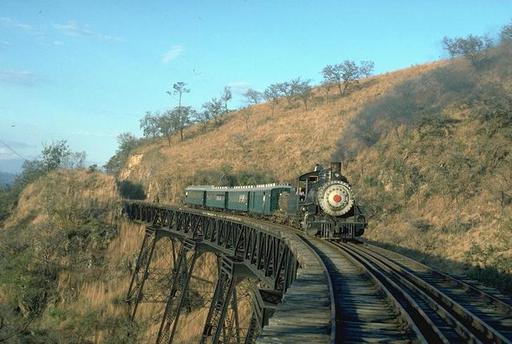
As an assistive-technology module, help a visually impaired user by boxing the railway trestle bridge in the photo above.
[123,200,512,344]
[123,201,301,344]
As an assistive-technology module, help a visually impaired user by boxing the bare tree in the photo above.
[202,98,224,126]
[321,60,374,96]
[241,107,253,130]
[339,60,361,95]
[222,86,232,112]
[359,60,375,78]
[442,35,493,64]
[244,88,262,105]
[63,151,87,169]
[167,82,190,109]
[501,21,512,43]
[158,111,175,146]
[169,106,194,141]
[321,64,343,96]
[193,111,211,132]
[264,84,281,116]
[290,78,312,110]
[139,111,160,138]
[167,82,190,139]
[320,80,333,102]
[276,82,293,104]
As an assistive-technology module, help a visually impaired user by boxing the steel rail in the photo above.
[129,203,512,343]
[356,243,512,344]
[296,236,337,344]
[186,210,383,344]
[365,243,512,312]
[301,236,425,343]
[331,241,454,343]
[340,242,484,343]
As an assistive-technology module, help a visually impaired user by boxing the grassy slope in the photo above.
[0,170,134,342]
[2,48,511,342]
[120,52,511,292]
[119,62,441,202]
[0,170,241,342]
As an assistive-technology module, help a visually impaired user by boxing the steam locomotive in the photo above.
[184,162,367,240]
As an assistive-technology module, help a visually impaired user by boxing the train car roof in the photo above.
[185,183,292,192]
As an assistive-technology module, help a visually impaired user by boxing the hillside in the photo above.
[119,45,512,292]
[1,42,511,343]
[0,170,139,342]
[120,62,443,201]
[0,169,237,342]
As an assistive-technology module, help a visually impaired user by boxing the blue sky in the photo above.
[0,0,511,171]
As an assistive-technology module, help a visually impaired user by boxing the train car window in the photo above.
[308,176,318,182]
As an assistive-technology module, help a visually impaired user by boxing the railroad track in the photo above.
[311,239,512,343]
[185,209,512,343]
[348,243,512,343]
[302,237,420,343]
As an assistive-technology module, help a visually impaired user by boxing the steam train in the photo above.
[184,162,367,240]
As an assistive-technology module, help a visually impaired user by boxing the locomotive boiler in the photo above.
[285,162,367,239]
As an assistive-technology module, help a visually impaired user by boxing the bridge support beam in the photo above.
[126,226,157,320]
[123,202,301,343]
[201,255,248,344]
[244,288,282,344]
[156,238,200,344]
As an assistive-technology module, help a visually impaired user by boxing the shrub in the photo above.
[117,180,146,200]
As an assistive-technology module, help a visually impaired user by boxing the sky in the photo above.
[1,0,511,172]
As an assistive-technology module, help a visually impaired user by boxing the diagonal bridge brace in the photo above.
[156,238,201,344]
[126,226,158,319]
[201,255,258,344]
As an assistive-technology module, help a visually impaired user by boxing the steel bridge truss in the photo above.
[124,201,299,344]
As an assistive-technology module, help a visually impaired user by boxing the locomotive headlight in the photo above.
[317,181,354,216]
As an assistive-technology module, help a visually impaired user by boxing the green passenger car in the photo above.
[184,184,292,216]
[184,186,206,206]
[205,188,228,209]
[226,189,250,212]
[247,185,291,215]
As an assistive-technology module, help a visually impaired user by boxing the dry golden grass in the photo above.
[118,57,511,290]
[4,167,255,341]
[5,55,510,342]
[119,62,443,203]
[5,169,118,229]
[347,119,512,276]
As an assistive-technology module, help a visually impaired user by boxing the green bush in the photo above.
[117,180,146,200]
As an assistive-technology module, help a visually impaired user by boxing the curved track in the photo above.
[302,237,420,343]
[182,208,512,343]
[325,241,512,344]
[352,243,512,343]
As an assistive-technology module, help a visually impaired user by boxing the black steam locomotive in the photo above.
[184,162,367,240]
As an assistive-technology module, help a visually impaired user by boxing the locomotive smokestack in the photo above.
[330,161,342,176]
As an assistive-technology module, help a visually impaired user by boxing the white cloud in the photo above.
[0,70,41,86]
[0,17,44,38]
[54,21,122,42]
[162,45,184,63]
[227,81,251,94]
[0,17,33,32]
